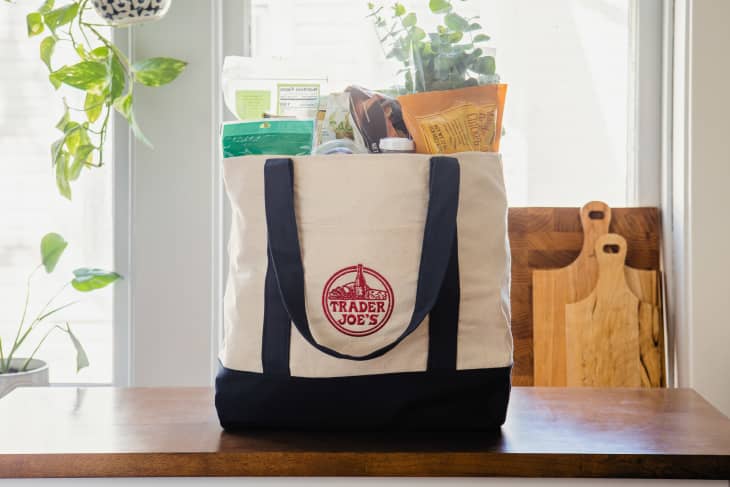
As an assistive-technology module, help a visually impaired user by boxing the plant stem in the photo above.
[84,23,132,73]
[4,265,41,371]
[77,0,92,47]
[20,324,65,372]
[5,282,69,367]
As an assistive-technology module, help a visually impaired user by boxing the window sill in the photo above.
[0,386,728,479]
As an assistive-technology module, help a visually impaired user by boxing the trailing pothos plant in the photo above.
[368,0,497,93]
[9,0,186,199]
[0,233,120,374]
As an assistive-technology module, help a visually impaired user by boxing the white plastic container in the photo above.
[379,137,415,153]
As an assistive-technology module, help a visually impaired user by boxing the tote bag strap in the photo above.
[264,156,460,361]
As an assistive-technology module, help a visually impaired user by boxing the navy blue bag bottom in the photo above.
[215,365,512,431]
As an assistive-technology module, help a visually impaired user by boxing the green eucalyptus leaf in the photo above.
[444,12,469,31]
[473,33,490,43]
[55,151,71,200]
[84,92,104,123]
[471,55,495,75]
[71,268,121,292]
[393,2,405,16]
[401,12,417,28]
[65,323,89,372]
[448,31,463,43]
[50,61,109,92]
[410,26,426,42]
[466,22,482,32]
[44,2,79,33]
[40,36,56,70]
[434,54,451,75]
[40,232,67,273]
[131,57,187,87]
[429,0,451,14]
[26,12,44,37]
[39,0,55,13]
[70,144,94,180]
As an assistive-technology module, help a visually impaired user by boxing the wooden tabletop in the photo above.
[0,386,728,479]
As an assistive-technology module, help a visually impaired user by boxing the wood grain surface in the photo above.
[565,234,662,387]
[532,201,612,386]
[0,386,729,478]
[509,206,661,386]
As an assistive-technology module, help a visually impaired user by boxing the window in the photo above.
[0,4,113,383]
[248,0,633,206]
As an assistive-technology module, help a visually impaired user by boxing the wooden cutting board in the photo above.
[565,234,663,387]
[532,201,663,386]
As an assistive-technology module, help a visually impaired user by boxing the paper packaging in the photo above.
[222,57,327,120]
[398,84,507,154]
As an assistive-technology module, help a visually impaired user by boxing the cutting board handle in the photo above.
[580,201,611,258]
[595,233,629,295]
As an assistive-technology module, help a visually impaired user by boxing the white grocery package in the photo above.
[222,56,328,120]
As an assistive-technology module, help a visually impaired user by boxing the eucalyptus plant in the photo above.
[0,233,120,374]
[8,0,186,200]
[368,0,497,93]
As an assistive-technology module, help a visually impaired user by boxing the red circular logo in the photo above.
[321,264,395,337]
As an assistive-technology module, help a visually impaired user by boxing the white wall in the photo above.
[122,0,218,386]
[681,0,730,416]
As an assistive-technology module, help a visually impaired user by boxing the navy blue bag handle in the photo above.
[264,156,460,361]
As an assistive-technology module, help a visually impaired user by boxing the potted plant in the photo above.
[0,233,120,398]
[90,0,172,26]
[7,0,186,199]
[368,0,499,93]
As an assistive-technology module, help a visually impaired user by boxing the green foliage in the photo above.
[40,232,67,273]
[65,323,89,372]
[132,57,188,87]
[368,0,498,93]
[0,233,121,375]
[71,268,121,292]
[9,0,187,200]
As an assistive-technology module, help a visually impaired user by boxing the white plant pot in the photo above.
[0,359,49,399]
[91,0,172,26]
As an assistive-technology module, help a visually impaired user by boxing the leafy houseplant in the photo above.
[368,0,498,93]
[8,0,186,200]
[0,233,120,387]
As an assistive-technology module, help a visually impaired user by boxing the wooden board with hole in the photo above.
[565,234,663,387]
[507,207,661,386]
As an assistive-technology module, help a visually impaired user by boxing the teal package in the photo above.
[222,120,315,158]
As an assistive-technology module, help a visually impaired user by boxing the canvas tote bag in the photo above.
[216,152,513,430]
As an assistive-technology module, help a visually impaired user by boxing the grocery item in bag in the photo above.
[318,92,355,143]
[398,84,507,154]
[222,57,326,120]
[221,120,314,158]
[346,86,409,153]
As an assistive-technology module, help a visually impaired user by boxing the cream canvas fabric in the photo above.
[221,152,512,378]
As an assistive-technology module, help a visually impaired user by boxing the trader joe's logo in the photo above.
[322,264,394,337]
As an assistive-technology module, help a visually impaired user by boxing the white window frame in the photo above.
[110,0,671,386]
